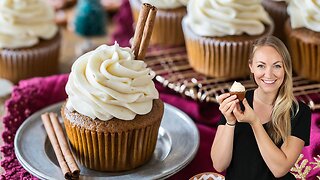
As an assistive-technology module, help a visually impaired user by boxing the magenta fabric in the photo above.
[303,112,320,178]
[1,75,68,180]
[109,0,134,47]
[1,74,320,179]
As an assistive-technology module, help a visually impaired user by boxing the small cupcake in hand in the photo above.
[229,81,246,101]
[285,0,320,82]
[129,0,188,46]
[0,0,61,84]
[182,0,273,78]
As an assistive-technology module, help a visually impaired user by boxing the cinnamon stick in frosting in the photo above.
[41,112,80,179]
[132,3,157,60]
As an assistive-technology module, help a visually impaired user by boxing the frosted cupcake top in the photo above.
[141,0,188,9]
[66,43,159,121]
[230,81,245,92]
[184,0,272,37]
[0,0,58,49]
[288,0,320,32]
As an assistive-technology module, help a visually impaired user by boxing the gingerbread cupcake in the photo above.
[182,0,273,79]
[129,0,188,46]
[262,0,289,43]
[285,0,320,82]
[0,0,61,84]
[62,43,164,171]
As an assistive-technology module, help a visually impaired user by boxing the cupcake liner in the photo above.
[62,100,164,172]
[64,117,161,171]
[262,0,288,43]
[0,33,61,84]
[129,0,186,46]
[229,91,246,101]
[182,18,274,79]
[285,20,320,81]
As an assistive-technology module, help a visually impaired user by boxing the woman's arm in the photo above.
[211,93,238,172]
[211,124,235,172]
[233,99,305,177]
[250,121,304,177]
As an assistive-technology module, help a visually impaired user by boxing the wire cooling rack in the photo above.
[145,47,320,111]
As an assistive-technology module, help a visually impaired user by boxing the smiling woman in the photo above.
[248,36,296,143]
[211,36,311,180]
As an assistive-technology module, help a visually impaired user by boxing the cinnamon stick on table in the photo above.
[132,3,157,60]
[41,112,80,180]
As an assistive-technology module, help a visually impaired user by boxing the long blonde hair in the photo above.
[249,36,298,145]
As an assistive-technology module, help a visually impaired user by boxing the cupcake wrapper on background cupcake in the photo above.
[285,20,320,82]
[62,100,164,172]
[262,0,288,43]
[182,18,274,79]
[0,33,61,84]
[129,0,186,46]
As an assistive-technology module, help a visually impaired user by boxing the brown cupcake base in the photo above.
[285,20,320,82]
[229,91,246,101]
[129,0,186,46]
[182,18,274,78]
[62,99,164,172]
[0,32,61,84]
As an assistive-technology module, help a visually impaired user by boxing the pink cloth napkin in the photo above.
[1,75,68,180]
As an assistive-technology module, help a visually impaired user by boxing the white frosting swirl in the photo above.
[0,0,58,49]
[288,0,320,32]
[141,0,188,9]
[66,43,159,121]
[184,0,272,37]
[230,81,245,92]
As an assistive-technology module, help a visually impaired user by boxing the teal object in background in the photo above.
[74,0,107,37]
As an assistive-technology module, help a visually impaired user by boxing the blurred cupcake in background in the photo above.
[0,0,61,84]
[285,0,320,82]
[262,0,289,43]
[182,0,273,79]
[129,0,188,46]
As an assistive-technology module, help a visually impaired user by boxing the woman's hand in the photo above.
[217,93,239,124]
[233,98,259,124]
